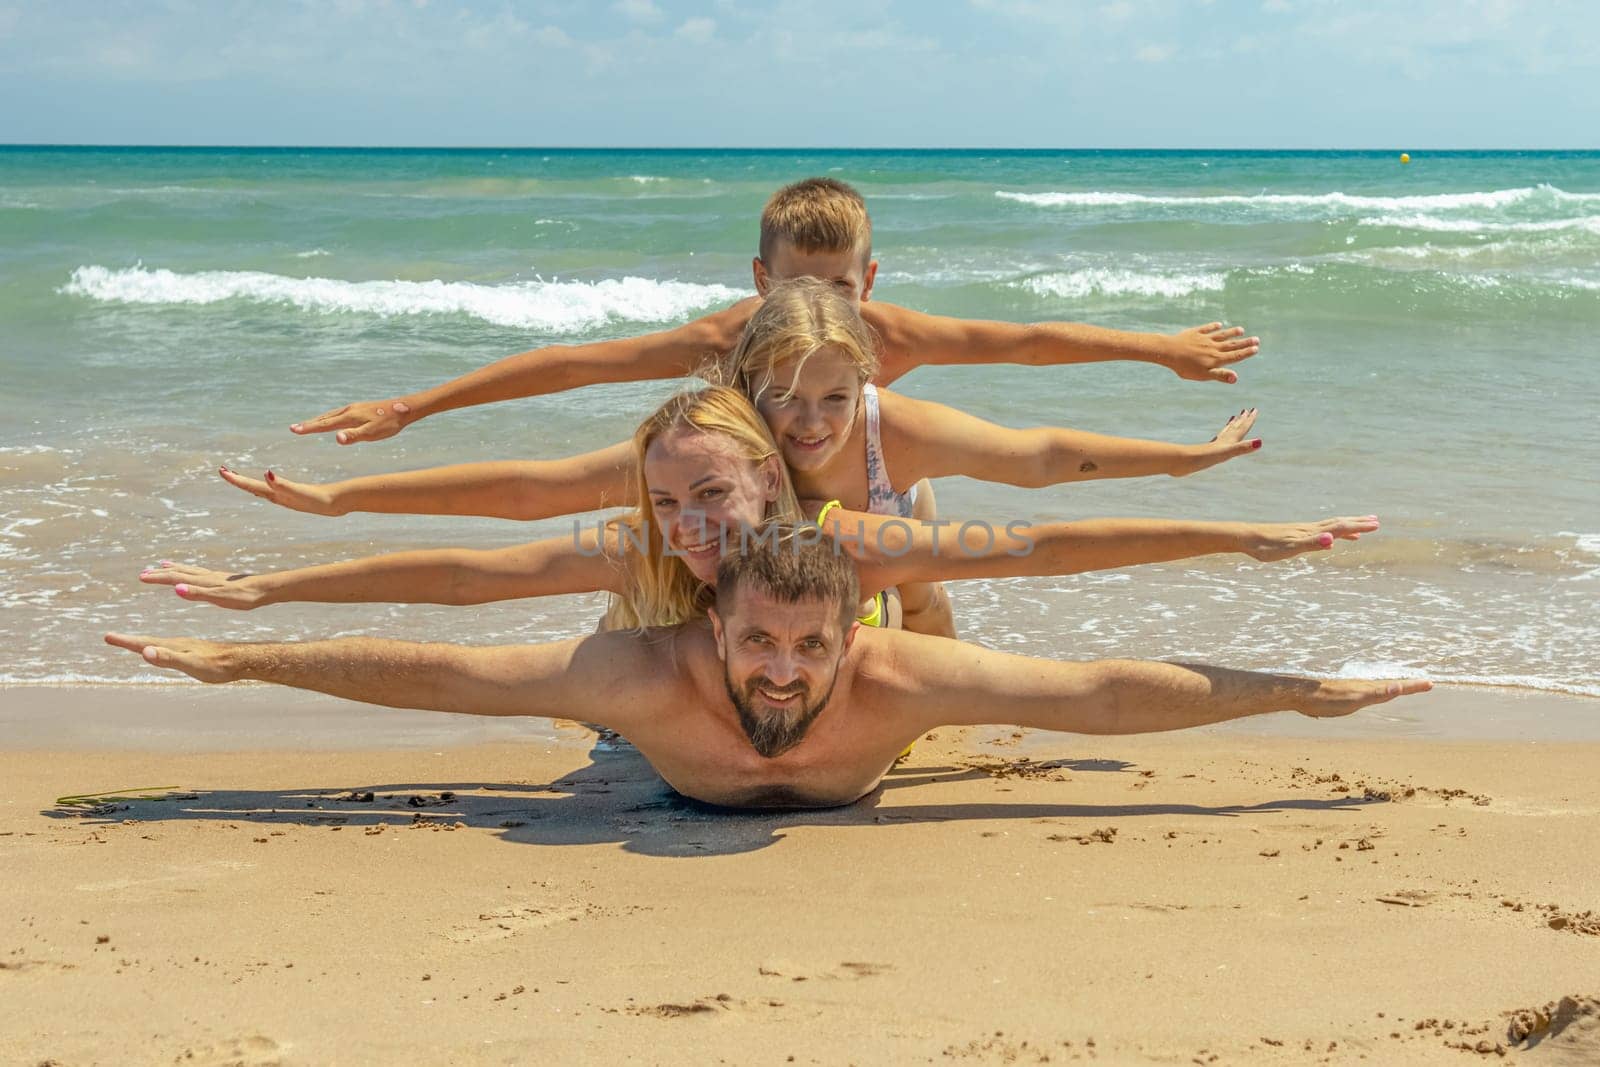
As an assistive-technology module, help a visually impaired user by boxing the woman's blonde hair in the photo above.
[602,385,804,631]
[715,277,881,403]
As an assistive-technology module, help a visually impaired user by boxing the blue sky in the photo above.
[2,0,1596,148]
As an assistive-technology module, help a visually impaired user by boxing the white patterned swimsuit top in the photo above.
[862,384,920,519]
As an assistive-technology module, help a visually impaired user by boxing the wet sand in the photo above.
[3,684,1598,1065]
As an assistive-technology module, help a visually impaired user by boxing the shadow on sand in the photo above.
[42,743,1382,857]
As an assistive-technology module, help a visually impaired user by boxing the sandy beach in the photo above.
[4,684,1597,1065]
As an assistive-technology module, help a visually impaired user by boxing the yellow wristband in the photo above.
[815,499,843,529]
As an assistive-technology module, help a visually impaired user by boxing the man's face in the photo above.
[753,240,878,308]
[710,587,857,758]
[752,345,862,475]
[645,428,779,585]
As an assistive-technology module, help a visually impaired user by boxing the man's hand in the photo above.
[290,399,416,445]
[219,466,341,516]
[1242,516,1379,561]
[1296,678,1433,718]
[104,633,241,683]
[1160,323,1260,384]
[140,562,268,610]
[1172,408,1262,476]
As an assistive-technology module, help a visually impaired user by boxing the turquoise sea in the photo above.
[1,147,1596,694]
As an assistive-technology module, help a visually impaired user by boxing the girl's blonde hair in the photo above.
[715,277,881,403]
[603,385,804,631]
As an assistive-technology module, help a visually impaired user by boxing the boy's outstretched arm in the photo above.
[865,304,1259,386]
[103,631,656,729]
[878,636,1432,736]
[290,301,757,445]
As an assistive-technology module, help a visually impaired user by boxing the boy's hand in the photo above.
[1161,323,1260,383]
[290,399,416,445]
[1242,516,1379,562]
[104,633,241,683]
[218,466,341,516]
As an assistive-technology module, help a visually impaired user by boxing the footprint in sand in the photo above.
[757,960,894,981]
[625,993,786,1020]
[443,902,590,943]
[173,1034,283,1067]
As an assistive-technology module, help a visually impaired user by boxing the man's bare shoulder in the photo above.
[848,626,953,695]
[594,620,718,692]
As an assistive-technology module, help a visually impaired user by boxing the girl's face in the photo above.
[751,346,863,474]
[644,427,780,585]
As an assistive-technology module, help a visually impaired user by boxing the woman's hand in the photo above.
[1242,515,1379,562]
[139,561,271,610]
[219,465,342,516]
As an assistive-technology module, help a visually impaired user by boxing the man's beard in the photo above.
[723,669,838,759]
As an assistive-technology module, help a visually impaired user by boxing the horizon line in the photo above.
[3,143,1597,153]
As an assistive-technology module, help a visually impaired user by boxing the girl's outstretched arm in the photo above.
[880,390,1262,488]
[217,440,636,520]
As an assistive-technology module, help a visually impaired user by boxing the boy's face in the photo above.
[753,241,878,308]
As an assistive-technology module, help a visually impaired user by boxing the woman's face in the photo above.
[644,427,780,585]
[751,345,863,474]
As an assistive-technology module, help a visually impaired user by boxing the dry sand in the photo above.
[2,684,1597,1065]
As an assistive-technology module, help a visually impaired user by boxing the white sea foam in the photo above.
[60,265,745,332]
[1020,269,1226,300]
[628,175,669,183]
[1358,214,1600,235]
[1326,663,1600,699]
[996,184,1600,212]
[294,248,331,258]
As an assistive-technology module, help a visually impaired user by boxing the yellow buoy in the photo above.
[1400,152,1411,164]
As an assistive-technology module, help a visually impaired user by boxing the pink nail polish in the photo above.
[175,584,190,597]
[1251,439,1263,450]
[1318,533,1334,547]
[266,470,276,484]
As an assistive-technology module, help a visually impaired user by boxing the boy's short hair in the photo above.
[715,523,860,633]
[759,178,872,265]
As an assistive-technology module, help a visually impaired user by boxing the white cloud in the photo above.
[613,0,664,23]
[1136,42,1175,62]
[675,17,716,43]
[533,25,573,49]
[1101,1,1135,21]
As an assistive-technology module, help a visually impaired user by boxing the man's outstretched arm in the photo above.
[879,637,1431,735]
[290,301,756,445]
[103,631,655,730]
[866,304,1259,386]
